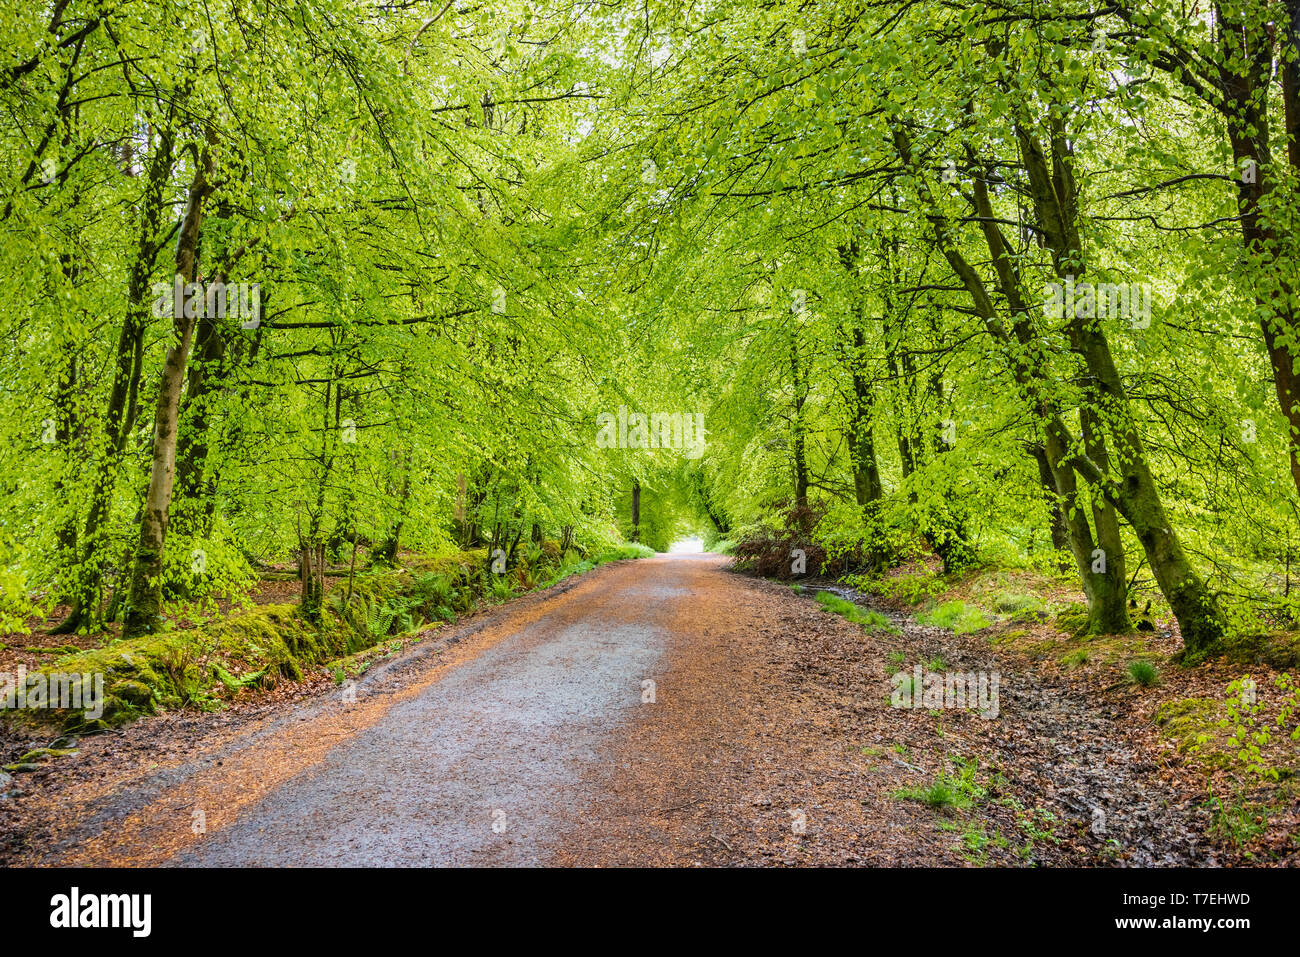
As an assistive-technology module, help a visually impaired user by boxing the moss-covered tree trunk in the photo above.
[1017,112,1219,652]
[54,118,177,634]
[123,140,215,637]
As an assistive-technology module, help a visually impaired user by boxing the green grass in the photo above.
[1206,794,1271,848]
[1128,660,1159,686]
[956,823,1009,864]
[894,755,987,813]
[918,600,992,634]
[594,542,656,563]
[895,771,979,811]
[892,674,918,704]
[1062,648,1090,668]
[814,590,894,631]
[896,778,971,811]
[852,570,947,605]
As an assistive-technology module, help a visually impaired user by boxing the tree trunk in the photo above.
[1016,114,1209,644]
[173,267,230,538]
[122,140,215,636]
[53,119,177,633]
[1029,443,1070,557]
[1078,407,1131,633]
[790,332,809,507]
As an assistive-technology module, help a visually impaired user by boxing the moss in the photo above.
[1054,602,1090,636]
[1034,628,1163,670]
[3,746,78,771]
[1153,697,1231,768]
[1221,630,1300,669]
[17,747,77,762]
[3,595,376,731]
[108,679,153,708]
[989,591,1046,619]
[1155,697,1217,726]
[989,628,1028,646]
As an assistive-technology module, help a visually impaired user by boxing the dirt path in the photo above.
[1,555,1221,866]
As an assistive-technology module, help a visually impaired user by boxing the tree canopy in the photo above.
[2,0,1299,660]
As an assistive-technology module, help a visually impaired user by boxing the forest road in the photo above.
[169,553,692,866]
[21,550,1212,867]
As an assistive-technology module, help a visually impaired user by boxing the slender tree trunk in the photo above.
[897,123,1193,644]
[1018,114,1206,642]
[52,337,81,560]
[790,332,809,508]
[376,474,411,565]
[1214,3,1300,497]
[301,371,341,621]
[1079,407,1130,633]
[883,311,918,487]
[837,242,886,515]
[122,140,215,636]
[843,313,886,567]
[1028,443,1070,557]
[173,274,229,538]
[962,120,1132,633]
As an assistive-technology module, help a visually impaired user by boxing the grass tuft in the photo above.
[1128,660,1159,686]
[814,590,893,631]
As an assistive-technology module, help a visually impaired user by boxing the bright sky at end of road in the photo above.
[668,537,704,553]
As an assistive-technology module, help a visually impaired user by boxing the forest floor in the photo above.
[0,552,1294,866]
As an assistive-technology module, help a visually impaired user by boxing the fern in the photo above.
[367,598,395,637]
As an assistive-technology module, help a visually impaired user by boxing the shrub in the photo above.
[731,501,831,579]
[595,542,655,563]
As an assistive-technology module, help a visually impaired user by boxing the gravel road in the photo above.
[171,560,677,866]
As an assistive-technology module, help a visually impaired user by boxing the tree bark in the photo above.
[122,139,215,636]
